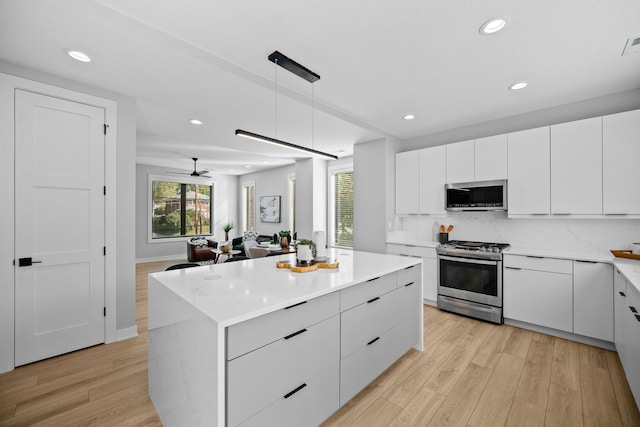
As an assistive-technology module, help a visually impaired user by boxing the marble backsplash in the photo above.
[389,212,640,256]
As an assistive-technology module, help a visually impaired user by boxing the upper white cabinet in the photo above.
[419,146,446,215]
[550,117,603,214]
[475,134,508,181]
[603,109,640,214]
[508,127,551,215]
[395,151,419,214]
[446,140,474,183]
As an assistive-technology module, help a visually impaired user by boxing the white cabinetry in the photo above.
[603,109,640,214]
[446,140,474,183]
[503,255,573,332]
[550,117,602,214]
[386,244,437,304]
[475,134,508,181]
[395,151,419,214]
[573,261,612,341]
[419,146,446,215]
[508,127,551,215]
[613,268,640,406]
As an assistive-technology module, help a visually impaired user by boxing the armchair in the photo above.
[187,237,218,263]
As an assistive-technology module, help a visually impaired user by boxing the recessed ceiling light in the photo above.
[508,81,529,90]
[479,17,508,35]
[189,119,203,125]
[403,114,415,120]
[245,165,251,168]
[65,49,91,63]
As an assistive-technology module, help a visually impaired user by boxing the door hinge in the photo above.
[103,307,106,317]
[103,124,109,135]
[103,186,106,195]
[103,246,106,256]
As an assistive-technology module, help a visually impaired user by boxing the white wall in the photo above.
[393,212,640,257]
[136,163,239,261]
[240,164,296,238]
[0,62,137,372]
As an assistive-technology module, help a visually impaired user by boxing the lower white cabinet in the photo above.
[614,268,640,406]
[573,261,613,341]
[387,244,436,304]
[503,255,573,332]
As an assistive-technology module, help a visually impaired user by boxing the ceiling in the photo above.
[1,0,639,175]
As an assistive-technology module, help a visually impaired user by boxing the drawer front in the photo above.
[414,246,437,259]
[238,363,339,427]
[341,273,396,311]
[397,264,421,288]
[341,289,399,358]
[387,244,417,256]
[340,326,399,406]
[503,254,572,274]
[227,315,339,426]
[227,291,339,360]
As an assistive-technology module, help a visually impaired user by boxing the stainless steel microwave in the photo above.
[445,179,507,211]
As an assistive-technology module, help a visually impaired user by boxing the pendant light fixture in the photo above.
[236,51,338,160]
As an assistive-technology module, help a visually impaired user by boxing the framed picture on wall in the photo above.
[260,195,281,223]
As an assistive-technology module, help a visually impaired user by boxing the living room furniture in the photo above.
[211,248,242,263]
[187,237,218,263]
[247,247,270,258]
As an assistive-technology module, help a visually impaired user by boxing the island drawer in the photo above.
[396,263,421,287]
[227,291,339,360]
[237,363,339,427]
[340,325,400,406]
[227,315,339,426]
[340,272,396,311]
[341,288,398,359]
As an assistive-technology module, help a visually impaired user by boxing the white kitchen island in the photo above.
[148,250,423,426]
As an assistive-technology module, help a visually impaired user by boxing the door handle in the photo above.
[17,257,43,267]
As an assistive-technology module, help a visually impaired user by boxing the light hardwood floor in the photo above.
[1,260,638,426]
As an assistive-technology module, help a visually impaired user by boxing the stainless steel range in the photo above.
[436,240,510,324]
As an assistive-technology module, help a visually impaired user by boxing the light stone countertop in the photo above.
[149,249,421,327]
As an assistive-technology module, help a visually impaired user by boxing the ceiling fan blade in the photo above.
[196,169,210,175]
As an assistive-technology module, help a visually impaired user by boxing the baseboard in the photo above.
[136,254,185,263]
[116,325,138,341]
[423,299,437,307]
[504,318,615,351]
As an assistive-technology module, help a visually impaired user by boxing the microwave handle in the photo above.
[438,255,498,266]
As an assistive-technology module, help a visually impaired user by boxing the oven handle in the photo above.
[439,296,500,314]
[438,255,499,266]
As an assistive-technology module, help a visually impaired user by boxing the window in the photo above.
[328,167,354,248]
[288,174,296,234]
[150,176,213,240]
[242,181,255,232]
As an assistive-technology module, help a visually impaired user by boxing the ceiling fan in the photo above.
[168,157,212,178]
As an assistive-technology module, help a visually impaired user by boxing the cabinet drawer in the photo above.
[227,315,339,426]
[504,255,572,274]
[341,273,396,311]
[387,244,417,256]
[227,291,339,360]
[238,362,339,427]
[414,246,437,259]
[397,264,421,287]
[340,326,399,406]
[341,289,399,358]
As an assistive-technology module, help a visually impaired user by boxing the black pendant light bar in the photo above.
[268,51,320,83]
[235,129,338,160]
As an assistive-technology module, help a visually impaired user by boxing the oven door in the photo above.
[438,255,502,307]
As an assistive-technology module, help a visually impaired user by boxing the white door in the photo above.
[14,89,105,366]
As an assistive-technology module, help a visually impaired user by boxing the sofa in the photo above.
[187,237,218,263]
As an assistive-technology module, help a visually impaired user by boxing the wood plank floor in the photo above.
[0,259,638,426]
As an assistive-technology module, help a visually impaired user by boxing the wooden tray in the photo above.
[610,250,640,260]
[276,261,340,273]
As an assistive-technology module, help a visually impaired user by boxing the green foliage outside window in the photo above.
[152,180,212,238]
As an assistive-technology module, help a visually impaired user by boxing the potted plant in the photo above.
[223,222,234,242]
[279,230,290,249]
[295,239,317,258]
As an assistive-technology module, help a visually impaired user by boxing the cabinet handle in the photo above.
[635,314,640,323]
[367,276,381,282]
[284,328,307,340]
[526,255,544,259]
[630,307,638,314]
[284,301,307,310]
[619,291,626,297]
[404,265,415,270]
[367,296,380,304]
[505,267,521,270]
[283,383,307,399]
[367,337,380,346]
[405,281,414,287]
[575,260,597,264]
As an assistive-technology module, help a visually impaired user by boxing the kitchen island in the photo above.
[148,250,423,426]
